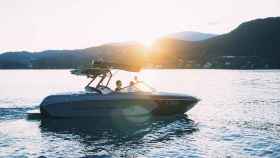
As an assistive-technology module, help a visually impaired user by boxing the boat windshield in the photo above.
[120,82,156,93]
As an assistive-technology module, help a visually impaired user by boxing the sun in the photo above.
[140,38,155,48]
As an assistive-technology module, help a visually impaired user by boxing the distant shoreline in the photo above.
[0,68,279,70]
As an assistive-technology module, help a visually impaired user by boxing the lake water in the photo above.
[0,69,280,157]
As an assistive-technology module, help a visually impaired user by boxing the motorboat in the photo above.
[39,62,200,118]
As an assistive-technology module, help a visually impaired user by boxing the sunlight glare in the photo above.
[140,38,156,48]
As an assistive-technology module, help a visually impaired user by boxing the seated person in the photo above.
[127,81,135,92]
[115,80,122,92]
[129,81,135,86]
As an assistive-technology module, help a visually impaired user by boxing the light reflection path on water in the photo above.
[0,70,280,157]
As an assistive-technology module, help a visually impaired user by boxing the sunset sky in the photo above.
[0,0,279,52]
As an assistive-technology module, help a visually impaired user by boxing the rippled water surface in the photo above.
[0,69,280,157]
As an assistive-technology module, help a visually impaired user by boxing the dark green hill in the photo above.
[201,17,280,57]
[147,17,280,69]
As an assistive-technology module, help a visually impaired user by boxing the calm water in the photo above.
[0,69,280,157]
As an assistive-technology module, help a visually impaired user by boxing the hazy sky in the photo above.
[0,0,279,52]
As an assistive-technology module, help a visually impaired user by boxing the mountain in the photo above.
[146,17,280,69]
[196,17,280,68]
[0,50,87,69]
[0,17,280,69]
[0,43,146,69]
[166,31,217,41]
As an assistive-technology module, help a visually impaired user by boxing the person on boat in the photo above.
[130,81,135,86]
[127,81,136,92]
[115,80,122,91]
[134,76,139,83]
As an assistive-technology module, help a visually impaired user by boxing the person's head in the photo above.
[116,80,122,88]
[129,81,135,86]
[134,76,138,82]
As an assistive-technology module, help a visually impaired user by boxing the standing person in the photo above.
[115,80,122,92]
[134,76,139,83]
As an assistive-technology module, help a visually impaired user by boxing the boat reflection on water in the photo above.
[39,115,198,157]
